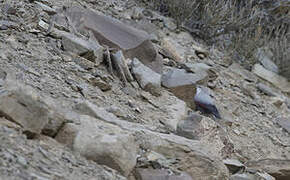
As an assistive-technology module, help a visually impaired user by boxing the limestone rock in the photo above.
[131,58,161,96]
[135,130,230,179]
[230,63,257,83]
[161,68,208,109]
[111,50,134,83]
[275,117,290,133]
[161,97,187,131]
[56,7,162,74]
[160,37,183,61]
[135,169,193,180]
[176,113,203,140]
[73,100,229,179]
[56,115,137,177]
[246,159,290,180]
[0,82,50,136]
[35,1,56,15]
[257,83,277,96]
[61,32,103,65]
[89,77,112,91]
[229,173,260,180]
[255,47,278,74]
[0,20,18,30]
[223,159,245,174]
[252,64,290,93]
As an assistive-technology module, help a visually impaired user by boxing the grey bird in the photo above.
[194,86,221,119]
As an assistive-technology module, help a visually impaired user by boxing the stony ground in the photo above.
[0,0,290,179]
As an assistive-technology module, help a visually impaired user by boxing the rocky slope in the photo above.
[0,0,290,179]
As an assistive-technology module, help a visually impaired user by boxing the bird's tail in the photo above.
[212,106,222,119]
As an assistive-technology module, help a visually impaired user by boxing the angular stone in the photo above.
[161,97,187,131]
[56,7,162,74]
[257,83,277,96]
[89,77,112,91]
[223,159,245,174]
[135,130,229,179]
[61,32,103,65]
[255,47,278,74]
[160,37,183,61]
[35,1,56,15]
[246,159,290,180]
[135,169,193,180]
[176,113,203,140]
[252,64,290,93]
[111,50,134,83]
[0,82,50,136]
[276,117,290,133]
[56,115,137,177]
[256,172,276,180]
[230,63,257,83]
[131,58,161,96]
[73,101,229,179]
[161,68,208,109]
[0,20,18,30]
[229,173,258,180]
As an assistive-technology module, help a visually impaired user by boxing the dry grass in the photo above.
[140,0,290,73]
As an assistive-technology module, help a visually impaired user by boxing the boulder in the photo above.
[134,130,229,180]
[131,58,161,96]
[160,37,183,61]
[252,64,290,93]
[176,113,205,140]
[88,76,112,91]
[72,101,229,179]
[161,96,187,131]
[0,20,18,30]
[0,70,70,137]
[35,1,56,15]
[229,173,257,180]
[161,68,208,109]
[223,159,245,174]
[135,169,193,180]
[230,172,275,180]
[246,159,290,180]
[255,47,278,74]
[275,117,290,133]
[257,83,277,96]
[230,63,257,83]
[0,81,50,136]
[56,6,162,74]
[61,32,103,65]
[56,115,137,177]
[111,50,134,83]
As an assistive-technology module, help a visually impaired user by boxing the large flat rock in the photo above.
[56,6,162,74]
[161,68,208,109]
[56,115,137,177]
[252,64,290,93]
[131,58,161,96]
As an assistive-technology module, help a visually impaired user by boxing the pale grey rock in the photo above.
[257,83,277,96]
[135,169,193,180]
[56,115,137,177]
[255,47,278,74]
[161,68,208,109]
[252,64,290,93]
[223,159,245,174]
[131,58,161,96]
[246,159,290,180]
[61,32,103,65]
